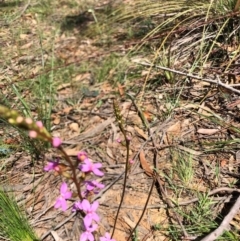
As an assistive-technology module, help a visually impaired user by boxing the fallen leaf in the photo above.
[69,123,79,132]
[197,128,219,135]
[63,107,73,114]
[53,115,61,125]
[134,126,147,140]
[117,83,125,96]
[164,121,181,143]
[20,41,33,49]
[143,110,153,121]
[65,148,79,156]
[139,151,153,177]
[57,83,71,90]
[220,159,227,168]
[178,145,202,156]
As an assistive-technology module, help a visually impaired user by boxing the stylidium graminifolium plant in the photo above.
[0,105,116,241]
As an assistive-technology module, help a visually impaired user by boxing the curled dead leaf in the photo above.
[139,151,153,177]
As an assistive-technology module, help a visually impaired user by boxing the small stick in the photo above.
[133,61,240,95]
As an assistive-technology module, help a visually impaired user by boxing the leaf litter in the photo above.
[1,0,240,240]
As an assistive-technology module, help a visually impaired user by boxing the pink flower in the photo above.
[72,201,82,212]
[44,160,59,172]
[77,151,88,161]
[80,218,98,241]
[129,159,134,164]
[80,159,104,176]
[100,233,116,241]
[116,138,121,143]
[52,137,62,148]
[81,199,100,223]
[85,180,105,193]
[54,182,72,211]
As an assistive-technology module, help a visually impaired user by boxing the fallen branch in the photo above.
[200,195,240,241]
[133,60,240,95]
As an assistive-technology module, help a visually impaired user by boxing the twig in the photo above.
[133,60,240,95]
[200,195,240,241]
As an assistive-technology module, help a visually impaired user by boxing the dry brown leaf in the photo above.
[20,41,33,49]
[178,145,202,156]
[128,113,142,126]
[69,123,79,132]
[63,107,73,114]
[57,83,71,90]
[117,83,125,96]
[134,126,147,140]
[197,128,219,135]
[167,121,181,134]
[52,115,61,125]
[139,151,153,177]
[164,121,181,144]
[220,159,227,168]
[65,148,79,156]
[143,110,153,121]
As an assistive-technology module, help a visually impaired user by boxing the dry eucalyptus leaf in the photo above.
[134,126,147,140]
[65,148,79,156]
[197,128,219,135]
[139,151,153,177]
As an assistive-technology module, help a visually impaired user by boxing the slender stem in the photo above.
[127,175,156,241]
[58,146,83,200]
[111,100,130,238]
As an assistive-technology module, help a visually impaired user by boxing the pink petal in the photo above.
[88,224,98,232]
[91,201,99,211]
[92,168,104,176]
[91,213,100,222]
[54,198,62,209]
[60,199,67,211]
[83,216,92,228]
[93,163,102,169]
[52,137,62,147]
[60,182,68,194]
[80,232,88,241]
[81,164,91,172]
[87,232,94,241]
[63,191,72,199]
[84,215,92,225]
[81,199,90,211]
